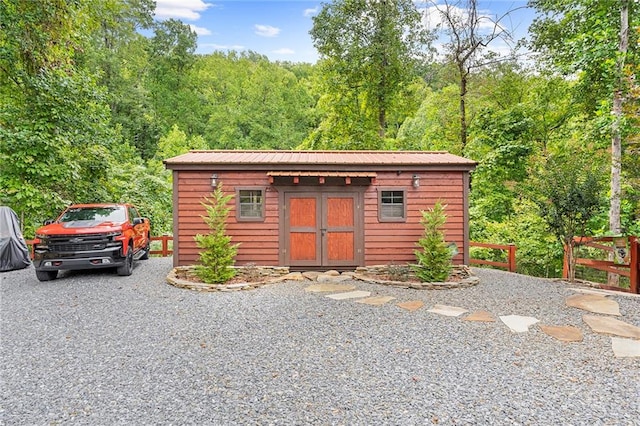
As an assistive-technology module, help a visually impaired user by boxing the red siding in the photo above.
[363,171,465,265]
[173,169,468,268]
[175,171,279,266]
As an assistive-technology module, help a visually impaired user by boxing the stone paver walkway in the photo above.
[302,270,640,358]
[499,315,540,333]
[611,337,640,358]
[356,295,396,306]
[464,310,496,322]
[325,290,371,300]
[566,293,621,316]
[396,300,424,311]
[540,325,583,342]
[428,304,468,317]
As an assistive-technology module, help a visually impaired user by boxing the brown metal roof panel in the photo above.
[164,150,477,167]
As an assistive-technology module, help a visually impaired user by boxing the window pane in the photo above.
[380,190,404,219]
[239,190,263,219]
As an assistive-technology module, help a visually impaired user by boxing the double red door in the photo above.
[284,192,362,268]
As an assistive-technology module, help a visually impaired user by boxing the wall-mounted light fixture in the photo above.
[210,173,218,188]
[412,174,420,188]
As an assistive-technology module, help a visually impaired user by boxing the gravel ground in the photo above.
[1,257,639,425]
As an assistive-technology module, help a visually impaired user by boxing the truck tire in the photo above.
[36,270,58,281]
[140,235,150,260]
[117,245,133,276]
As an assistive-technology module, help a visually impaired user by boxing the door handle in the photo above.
[320,228,327,236]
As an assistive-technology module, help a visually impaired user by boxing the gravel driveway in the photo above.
[1,258,639,425]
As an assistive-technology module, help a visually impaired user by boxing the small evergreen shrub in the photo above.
[412,201,453,282]
[193,185,240,284]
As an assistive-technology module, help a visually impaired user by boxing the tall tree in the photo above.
[308,0,432,147]
[427,0,522,155]
[529,0,639,237]
[197,52,316,150]
[82,0,159,159]
[0,0,118,231]
[147,19,198,137]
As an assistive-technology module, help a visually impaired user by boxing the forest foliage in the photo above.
[0,0,638,278]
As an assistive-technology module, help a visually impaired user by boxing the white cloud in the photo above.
[155,0,213,21]
[254,24,281,38]
[303,7,319,17]
[272,48,295,55]
[189,24,212,35]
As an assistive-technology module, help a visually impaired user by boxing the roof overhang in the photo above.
[164,150,477,173]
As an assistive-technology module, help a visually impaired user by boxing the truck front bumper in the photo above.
[33,247,126,271]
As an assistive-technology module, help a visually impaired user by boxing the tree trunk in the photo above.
[567,240,576,283]
[459,70,468,156]
[378,108,386,139]
[608,1,628,286]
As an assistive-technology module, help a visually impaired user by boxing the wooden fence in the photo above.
[469,242,517,272]
[564,236,639,294]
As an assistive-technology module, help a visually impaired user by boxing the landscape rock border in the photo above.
[353,264,480,289]
[166,265,294,292]
[166,264,479,292]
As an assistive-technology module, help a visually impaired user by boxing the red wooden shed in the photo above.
[164,150,476,270]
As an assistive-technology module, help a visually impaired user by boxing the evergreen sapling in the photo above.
[412,201,453,282]
[193,185,239,284]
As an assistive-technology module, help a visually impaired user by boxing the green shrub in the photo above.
[193,185,239,284]
[412,201,453,282]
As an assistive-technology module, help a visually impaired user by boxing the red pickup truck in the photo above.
[32,203,151,281]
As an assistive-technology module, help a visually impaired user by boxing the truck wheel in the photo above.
[140,235,150,260]
[36,270,58,282]
[117,246,133,276]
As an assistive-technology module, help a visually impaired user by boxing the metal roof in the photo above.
[164,150,476,171]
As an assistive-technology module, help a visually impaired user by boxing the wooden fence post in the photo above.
[631,236,639,294]
[508,244,517,272]
[162,235,171,257]
[562,244,569,279]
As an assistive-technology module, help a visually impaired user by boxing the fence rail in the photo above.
[564,236,639,294]
[149,235,173,257]
[469,242,517,272]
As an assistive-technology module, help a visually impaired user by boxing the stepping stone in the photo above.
[611,337,640,358]
[583,315,640,339]
[500,315,540,333]
[566,294,621,316]
[303,271,322,280]
[540,325,583,342]
[397,300,424,312]
[569,288,612,296]
[305,283,356,293]
[463,310,496,322]
[427,304,468,317]
[356,296,396,306]
[281,272,307,281]
[326,290,371,300]
[317,274,351,283]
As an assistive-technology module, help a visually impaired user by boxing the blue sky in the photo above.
[154,0,535,63]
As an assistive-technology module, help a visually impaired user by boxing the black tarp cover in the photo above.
[0,206,31,272]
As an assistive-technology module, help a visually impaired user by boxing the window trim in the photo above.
[378,188,407,222]
[236,187,266,222]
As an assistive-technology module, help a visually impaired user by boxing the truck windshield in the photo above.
[59,207,126,223]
